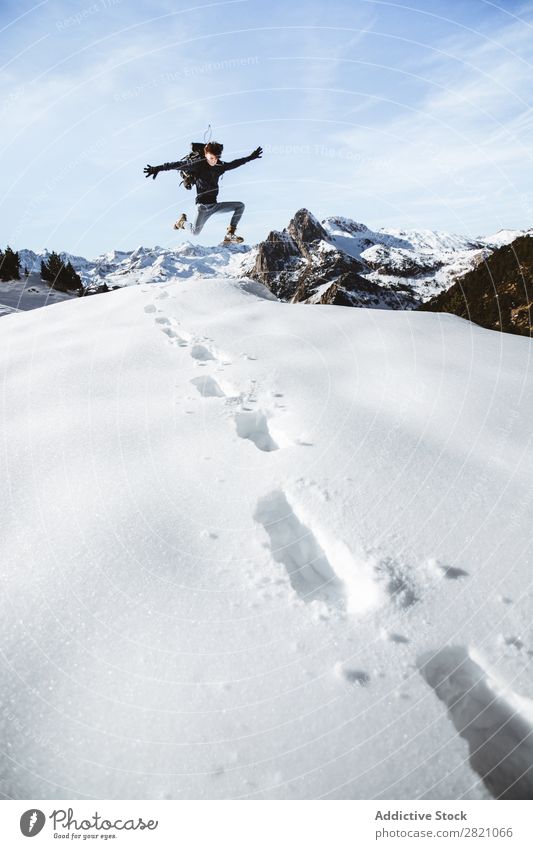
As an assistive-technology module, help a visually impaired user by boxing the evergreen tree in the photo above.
[0,245,21,281]
[63,260,83,292]
[40,251,63,283]
[41,252,82,293]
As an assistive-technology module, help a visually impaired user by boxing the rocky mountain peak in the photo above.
[287,208,330,248]
[248,209,522,310]
[249,209,387,306]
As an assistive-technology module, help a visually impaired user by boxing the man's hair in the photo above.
[204,141,223,157]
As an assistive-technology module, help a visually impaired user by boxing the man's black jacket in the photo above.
[158,154,255,204]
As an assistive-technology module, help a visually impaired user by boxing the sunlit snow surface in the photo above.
[1,276,533,799]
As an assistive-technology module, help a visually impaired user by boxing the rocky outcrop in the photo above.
[419,234,533,336]
[249,208,419,308]
[287,208,329,250]
[250,230,301,300]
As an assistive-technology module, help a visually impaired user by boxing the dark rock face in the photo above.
[250,208,418,308]
[251,230,301,300]
[286,208,329,249]
[419,235,533,337]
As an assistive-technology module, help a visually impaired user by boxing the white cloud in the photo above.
[328,10,533,234]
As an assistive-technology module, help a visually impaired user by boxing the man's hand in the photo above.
[249,146,263,160]
[144,165,160,180]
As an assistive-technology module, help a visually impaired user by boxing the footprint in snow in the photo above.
[152,315,189,347]
[335,662,370,686]
[254,490,345,608]
[420,645,533,800]
[144,304,157,314]
[190,376,226,398]
[235,410,278,452]
[190,343,217,363]
[161,327,188,346]
[254,490,386,616]
[427,557,469,580]
[440,565,469,580]
[381,629,410,645]
[501,635,524,651]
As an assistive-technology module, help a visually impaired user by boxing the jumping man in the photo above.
[144,142,262,244]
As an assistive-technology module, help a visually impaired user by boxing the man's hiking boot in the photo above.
[222,224,244,244]
[173,213,187,230]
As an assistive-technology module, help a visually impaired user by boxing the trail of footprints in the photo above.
[146,296,364,612]
[145,296,282,452]
[144,292,463,622]
[145,295,533,798]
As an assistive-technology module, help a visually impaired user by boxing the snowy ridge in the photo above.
[8,212,529,312]
[1,276,533,799]
[322,217,530,301]
[18,243,252,289]
[17,248,93,275]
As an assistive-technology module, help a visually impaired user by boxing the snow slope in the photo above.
[0,274,73,313]
[1,276,533,800]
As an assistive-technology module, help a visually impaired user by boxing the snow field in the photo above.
[1,275,533,799]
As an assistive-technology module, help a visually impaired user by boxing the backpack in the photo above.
[179,142,205,190]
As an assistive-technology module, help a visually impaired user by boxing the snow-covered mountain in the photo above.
[16,243,250,290]
[1,275,533,800]
[17,248,91,276]
[248,210,531,307]
[6,211,529,314]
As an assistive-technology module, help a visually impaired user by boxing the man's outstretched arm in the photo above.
[143,158,203,180]
[220,146,263,172]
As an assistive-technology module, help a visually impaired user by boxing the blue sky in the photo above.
[2,0,533,255]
